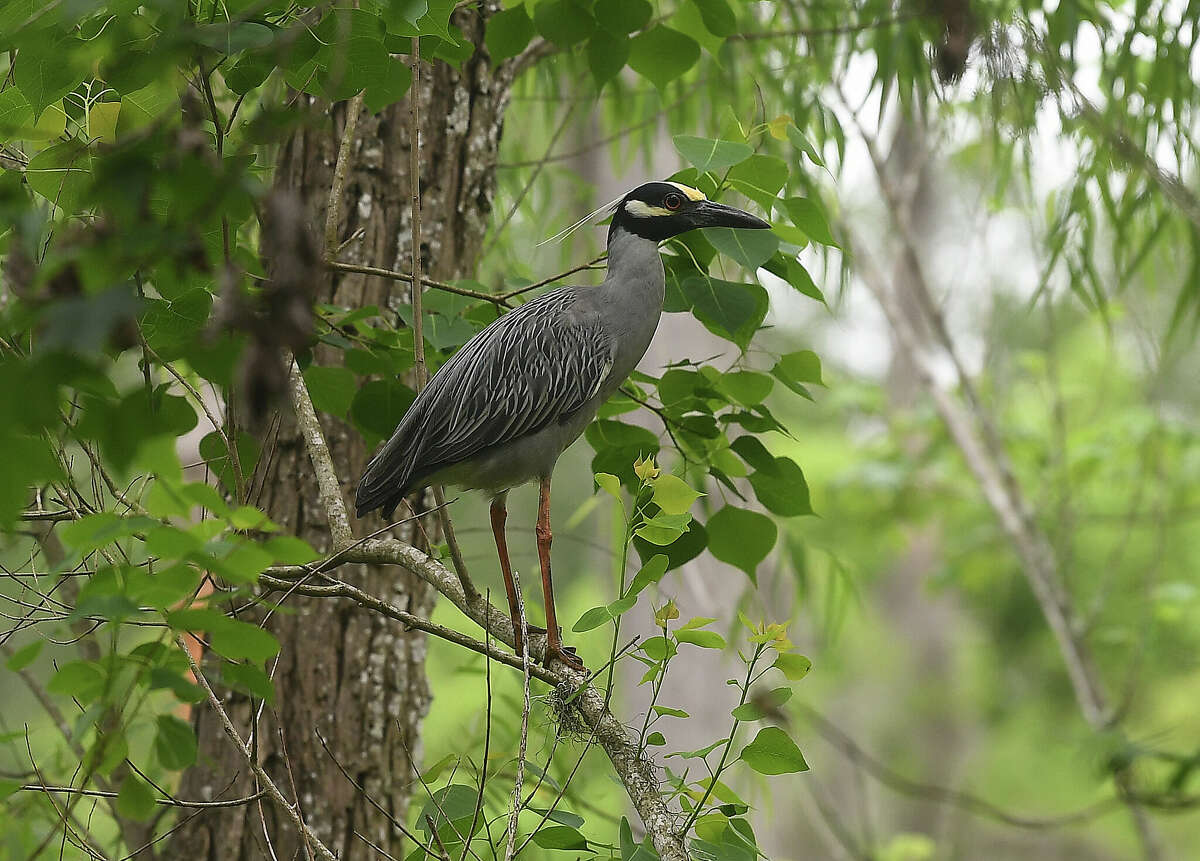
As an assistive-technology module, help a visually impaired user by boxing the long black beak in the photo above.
[696,200,771,230]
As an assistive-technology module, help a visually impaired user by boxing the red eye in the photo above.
[664,193,682,210]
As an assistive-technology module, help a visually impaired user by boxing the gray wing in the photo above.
[355,288,614,516]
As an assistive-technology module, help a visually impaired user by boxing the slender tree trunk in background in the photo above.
[170,10,515,858]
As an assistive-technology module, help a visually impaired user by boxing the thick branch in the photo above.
[285,369,689,860]
[286,360,354,550]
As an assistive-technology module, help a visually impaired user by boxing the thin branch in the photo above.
[286,359,354,549]
[798,704,1120,829]
[258,566,557,686]
[327,260,508,306]
[504,570,531,861]
[498,257,606,300]
[325,92,365,258]
[177,636,339,861]
[13,784,268,809]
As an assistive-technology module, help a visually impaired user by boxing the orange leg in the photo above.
[491,495,529,658]
[537,477,586,671]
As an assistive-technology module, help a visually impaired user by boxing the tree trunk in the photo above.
[170,10,516,858]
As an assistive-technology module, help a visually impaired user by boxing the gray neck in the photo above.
[592,226,667,386]
[601,226,665,303]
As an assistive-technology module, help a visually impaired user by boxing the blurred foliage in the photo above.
[2,0,1200,858]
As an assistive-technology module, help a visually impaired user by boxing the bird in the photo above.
[355,180,770,671]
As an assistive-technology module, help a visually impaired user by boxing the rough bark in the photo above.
[169,8,515,858]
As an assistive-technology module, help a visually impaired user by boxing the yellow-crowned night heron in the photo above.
[355,181,770,670]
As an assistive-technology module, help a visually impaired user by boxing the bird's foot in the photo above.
[544,641,587,673]
[512,624,547,660]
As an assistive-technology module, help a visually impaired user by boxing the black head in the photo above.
[608,181,771,244]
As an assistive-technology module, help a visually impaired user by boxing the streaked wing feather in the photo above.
[405,288,613,475]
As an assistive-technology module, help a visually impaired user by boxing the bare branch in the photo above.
[286,359,354,550]
[177,636,339,861]
[325,92,365,258]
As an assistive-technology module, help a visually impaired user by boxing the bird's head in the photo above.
[609,181,771,243]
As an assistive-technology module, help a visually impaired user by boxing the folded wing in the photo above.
[355,289,614,517]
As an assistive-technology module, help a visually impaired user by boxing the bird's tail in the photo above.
[355,432,418,520]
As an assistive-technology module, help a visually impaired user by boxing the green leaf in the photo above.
[215,540,275,584]
[595,472,624,504]
[573,605,612,633]
[773,350,823,390]
[364,56,412,113]
[194,22,276,53]
[155,714,197,770]
[265,536,320,564]
[705,226,780,270]
[651,473,703,515]
[731,436,813,517]
[718,370,774,406]
[418,784,482,845]
[586,420,660,489]
[534,0,595,47]
[587,28,629,86]
[0,87,34,133]
[680,274,769,350]
[351,378,415,444]
[60,513,134,553]
[731,686,792,720]
[223,662,276,704]
[595,0,652,33]
[690,0,735,37]
[728,154,789,211]
[531,825,589,851]
[117,773,156,821]
[25,142,93,214]
[774,653,812,681]
[14,33,81,119]
[145,524,202,559]
[676,629,726,649]
[304,365,357,418]
[784,197,837,246]
[739,726,808,774]
[486,6,536,63]
[641,635,676,661]
[635,511,692,545]
[706,506,776,582]
[628,554,669,596]
[652,705,689,718]
[628,25,699,89]
[6,640,42,671]
[383,0,429,30]
[673,135,752,172]
[210,619,281,662]
[787,124,825,167]
[117,79,179,135]
[647,731,666,745]
[229,505,275,531]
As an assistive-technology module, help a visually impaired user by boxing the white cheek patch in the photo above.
[667,182,707,201]
[626,200,674,218]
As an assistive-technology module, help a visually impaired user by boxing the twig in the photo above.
[176,636,339,861]
[258,567,557,685]
[325,92,365,258]
[504,568,531,861]
[327,260,508,305]
[286,359,354,550]
[797,704,1119,829]
[12,784,268,809]
[409,37,426,389]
